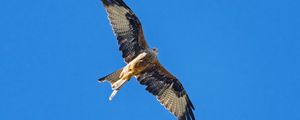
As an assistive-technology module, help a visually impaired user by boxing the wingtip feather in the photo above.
[101,0,110,6]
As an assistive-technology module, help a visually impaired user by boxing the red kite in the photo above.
[99,0,195,120]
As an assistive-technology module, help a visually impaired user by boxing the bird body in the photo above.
[99,48,157,100]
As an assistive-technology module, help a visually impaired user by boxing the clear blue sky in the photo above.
[0,0,299,120]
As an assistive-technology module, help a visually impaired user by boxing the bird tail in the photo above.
[98,67,128,101]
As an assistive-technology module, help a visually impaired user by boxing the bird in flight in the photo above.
[99,0,195,120]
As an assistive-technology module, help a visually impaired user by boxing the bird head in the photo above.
[152,48,159,55]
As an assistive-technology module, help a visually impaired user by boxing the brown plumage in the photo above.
[101,0,148,63]
[100,0,195,120]
[137,62,195,120]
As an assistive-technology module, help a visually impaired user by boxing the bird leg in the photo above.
[119,63,135,81]
[119,52,147,81]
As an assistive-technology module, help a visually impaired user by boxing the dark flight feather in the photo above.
[137,63,195,120]
[101,0,149,63]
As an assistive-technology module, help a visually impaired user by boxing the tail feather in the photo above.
[98,68,123,84]
[98,68,128,101]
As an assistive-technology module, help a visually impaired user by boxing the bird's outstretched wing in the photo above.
[101,0,149,63]
[136,62,195,120]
